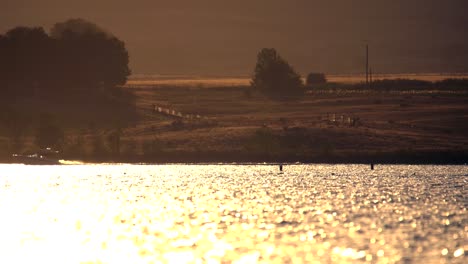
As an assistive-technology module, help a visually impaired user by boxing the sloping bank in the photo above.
[22,150,466,165]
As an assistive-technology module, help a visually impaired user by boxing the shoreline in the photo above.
[1,150,467,165]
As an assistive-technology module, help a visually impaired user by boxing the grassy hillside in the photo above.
[1,77,468,163]
[125,82,468,163]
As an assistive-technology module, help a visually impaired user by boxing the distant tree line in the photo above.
[0,19,135,154]
[304,77,468,91]
[0,18,130,102]
[250,48,468,94]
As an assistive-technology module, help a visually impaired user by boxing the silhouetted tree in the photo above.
[50,19,130,90]
[251,48,304,99]
[306,72,327,86]
[0,27,53,98]
[0,19,131,101]
[0,20,135,154]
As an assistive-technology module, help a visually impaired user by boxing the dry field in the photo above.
[121,80,468,162]
[2,76,467,163]
[126,73,468,88]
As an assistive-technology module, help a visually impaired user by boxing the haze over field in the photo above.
[2,2,468,262]
[2,0,468,75]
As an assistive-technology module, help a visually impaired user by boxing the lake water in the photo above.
[0,164,466,263]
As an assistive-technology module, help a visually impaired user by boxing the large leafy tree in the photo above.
[251,48,304,99]
[0,19,131,97]
[50,18,131,89]
[0,27,53,98]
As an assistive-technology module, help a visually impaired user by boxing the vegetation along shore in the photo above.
[1,20,467,164]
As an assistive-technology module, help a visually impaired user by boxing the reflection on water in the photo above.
[0,164,466,263]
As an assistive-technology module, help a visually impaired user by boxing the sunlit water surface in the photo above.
[0,164,466,263]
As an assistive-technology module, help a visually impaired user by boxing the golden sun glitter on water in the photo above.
[0,164,466,263]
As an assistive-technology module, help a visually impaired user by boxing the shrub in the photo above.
[246,127,281,154]
[251,48,304,99]
[306,72,327,86]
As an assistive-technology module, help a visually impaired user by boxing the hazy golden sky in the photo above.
[2,0,468,75]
